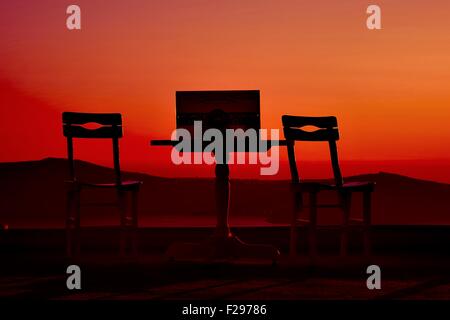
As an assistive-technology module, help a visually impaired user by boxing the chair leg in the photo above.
[363,191,372,257]
[309,192,318,258]
[131,188,139,256]
[66,190,75,257]
[66,189,82,257]
[289,191,302,260]
[74,190,81,256]
[340,192,351,257]
[118,190,128,256]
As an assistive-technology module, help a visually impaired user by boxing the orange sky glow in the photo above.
[1,0,449,181]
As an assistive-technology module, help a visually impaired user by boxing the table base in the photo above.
[165,233,280,264]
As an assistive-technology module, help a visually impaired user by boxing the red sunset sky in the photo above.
[0,0,449,182]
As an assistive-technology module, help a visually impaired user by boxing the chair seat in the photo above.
[295,217,367,225]
[66,180,142,190]
[337,181,375,192]
[291,182,335,192]
[292,181,374,193]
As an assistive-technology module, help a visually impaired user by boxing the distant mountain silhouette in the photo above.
[0,158,449,228]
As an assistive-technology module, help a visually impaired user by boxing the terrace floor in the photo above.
[1,226,449,300]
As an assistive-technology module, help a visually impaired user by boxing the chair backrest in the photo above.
[282,115,343,186]
[62,112,123,184]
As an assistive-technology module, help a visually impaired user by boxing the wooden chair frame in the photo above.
[282,115,374,259]
[62,112,141,257]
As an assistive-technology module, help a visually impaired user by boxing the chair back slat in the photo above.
[282,115,343,186]
[283,127,339,141]
[62,112,122,139]
[63,112,122,126]
[63,125,122,139]
[282,115,337,129]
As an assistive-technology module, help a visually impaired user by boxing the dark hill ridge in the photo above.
[0,158,449,228]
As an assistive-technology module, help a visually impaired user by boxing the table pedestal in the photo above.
[165,163,280,264]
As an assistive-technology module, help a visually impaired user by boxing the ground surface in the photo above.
[1,227,449,300]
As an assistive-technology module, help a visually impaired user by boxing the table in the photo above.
[151,139,287,264]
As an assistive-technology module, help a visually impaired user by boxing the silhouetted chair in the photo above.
[62,112,142,257]
[282,115,374,259]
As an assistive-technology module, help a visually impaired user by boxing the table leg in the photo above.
[165,163,280,264]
